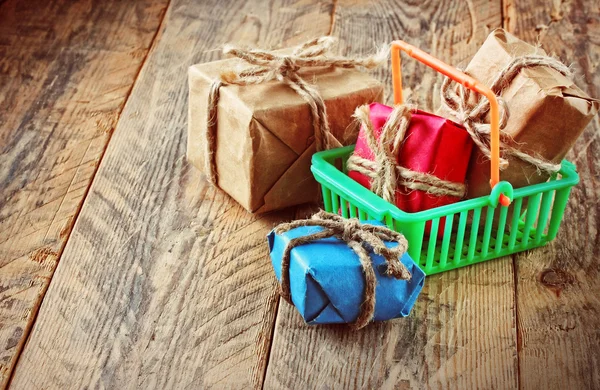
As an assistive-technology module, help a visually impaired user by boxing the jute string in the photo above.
[274,211,411,330]
[440,55,572,174]
[347,104,467,203]
[205,36,386,186]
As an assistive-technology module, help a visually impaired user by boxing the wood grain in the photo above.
[0,0,168,386]
[263,1,519,389]
[6,0,599,388]
[8,0,336,388]
[507,0,600,388]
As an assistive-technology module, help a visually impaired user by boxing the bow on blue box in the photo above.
[267,211,425,329]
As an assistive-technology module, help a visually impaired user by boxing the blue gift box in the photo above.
[267,221,426,325]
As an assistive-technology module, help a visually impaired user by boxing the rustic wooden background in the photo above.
[0,0,598,388]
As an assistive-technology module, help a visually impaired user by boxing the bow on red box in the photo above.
[347,102,474,236]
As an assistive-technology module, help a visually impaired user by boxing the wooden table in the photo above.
[1,0,598,388]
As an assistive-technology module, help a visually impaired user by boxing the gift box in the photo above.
[187,38,384,213]
[268,213,425,328]
[347,103,474,235]
[441,29,599,199]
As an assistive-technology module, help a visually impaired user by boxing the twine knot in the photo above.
[440,55,570,175]
[276,57,300,79]
[347,104,467,202]
[274,210,411,329]
[204,37,387,187]
[340,218,362,242]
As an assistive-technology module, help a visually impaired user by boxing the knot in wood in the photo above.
[540,268,574,297]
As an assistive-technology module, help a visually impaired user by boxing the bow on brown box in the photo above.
[440,29,599,199]
[187,37,385,213]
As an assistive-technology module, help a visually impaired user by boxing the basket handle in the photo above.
[391,41,511,207]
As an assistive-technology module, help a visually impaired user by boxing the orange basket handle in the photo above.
[391,40,510,207]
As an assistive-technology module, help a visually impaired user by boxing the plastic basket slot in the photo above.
[385,214,394,230]
[438,213,455,269]
[547,188,571,239]
[349,203,358,218]
[467,208,482,262]
[453,211,469,266]
[340,196,349,218]
[424,218,440,271]
[331,192,340,215]
[481,206,496,257]
[494,204,509,254]
[358,209,367,221]
[507,197,523,250]
[322,187,333,212]
[534,190,554,244]
[521,193,542,248]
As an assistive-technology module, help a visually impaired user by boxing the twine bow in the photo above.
[440,55,571,175]
[274,211,411,330]
[205,37,386,186]
[347,104,467,203]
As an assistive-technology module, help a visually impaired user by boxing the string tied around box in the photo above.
[274,211,411,330]
[205,36,387,187]
[440,55,571,175]
[346,104,468,202]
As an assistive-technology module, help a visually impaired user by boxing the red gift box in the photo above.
[348,102,474,235]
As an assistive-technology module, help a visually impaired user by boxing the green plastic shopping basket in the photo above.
[311,41,580,275]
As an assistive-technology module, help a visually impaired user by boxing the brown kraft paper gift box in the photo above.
[187,47,384,213]
[442,29,599,200]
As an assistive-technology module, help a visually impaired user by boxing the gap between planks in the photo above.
[501,1,522,388]
[259,0,339,384]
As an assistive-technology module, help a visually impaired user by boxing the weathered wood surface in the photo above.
[8,0,335,388]
[263,1,521,389]
[0,0,168,387]
[4,0,600,388]
[508,0,600,389]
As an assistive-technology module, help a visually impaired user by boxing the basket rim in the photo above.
[311,145,580,223]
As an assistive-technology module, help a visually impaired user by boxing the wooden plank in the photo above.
[506,1,600,388]
[9,0,336,388]
[0,0,168,387]
[263,1,520,388]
